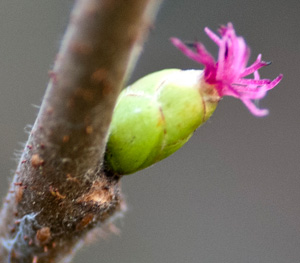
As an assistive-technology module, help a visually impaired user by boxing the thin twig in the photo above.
[0,0,162,262]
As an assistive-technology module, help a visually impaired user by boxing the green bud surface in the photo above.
[105,69,219,175]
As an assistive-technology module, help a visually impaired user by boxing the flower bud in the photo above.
[104,69,219,175]
[105,23,282,176]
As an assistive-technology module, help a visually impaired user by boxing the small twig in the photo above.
[0,0,162,262]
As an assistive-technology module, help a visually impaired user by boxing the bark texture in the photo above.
[0,0,162,262]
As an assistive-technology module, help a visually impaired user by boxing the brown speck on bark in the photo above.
[15,186,24,203]
[10,250,17,260]
[86,125,93,134]
[49,186,66,200]
[66,173,80,184]
[36,227,51,245]
[46,107,54,115]
[62,135,70,143]
[55,191,66,200]
[31,154,44,168]
[102,80,113,96]
[49,186,57,197]
[91,68,108,84]
[27,144,33,150]
[74,88,95,102]
[48,70,58,85]
[77,180,113,204]
[70,42,93,56]
[76,213,94,231]
[10,227,16,233]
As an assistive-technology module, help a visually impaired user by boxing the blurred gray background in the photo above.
[0,1,299,263]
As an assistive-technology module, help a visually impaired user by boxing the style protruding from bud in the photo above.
[171,22,282,116]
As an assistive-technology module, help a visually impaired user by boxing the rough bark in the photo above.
[0,0,162,262]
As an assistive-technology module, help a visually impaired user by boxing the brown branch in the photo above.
[0,0,162,262]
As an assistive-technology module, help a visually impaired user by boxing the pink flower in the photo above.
[171,23,282,116]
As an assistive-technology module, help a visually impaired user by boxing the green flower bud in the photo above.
[104,69,219,175]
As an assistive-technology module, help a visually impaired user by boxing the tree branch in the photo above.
[0,0,162,262]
